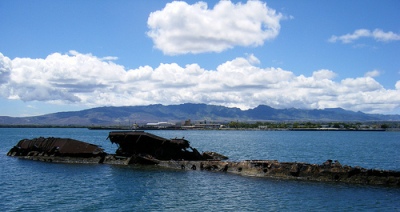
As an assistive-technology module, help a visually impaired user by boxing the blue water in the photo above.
[1,128,399,211]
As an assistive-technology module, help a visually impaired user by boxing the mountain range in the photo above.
[1,103,399,126]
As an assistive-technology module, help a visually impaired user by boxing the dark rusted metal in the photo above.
[8,137,104,157]
[6,131,400,186]
[107,131,204,160]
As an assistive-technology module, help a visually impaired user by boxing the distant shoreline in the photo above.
[1,125,398,131]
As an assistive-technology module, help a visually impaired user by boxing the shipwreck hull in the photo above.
[10,155,105,164]
[108,131,208,161]
[6,132,400,187]
[7,137,105,158]
[7,137,106,164]
[156,160,400,186]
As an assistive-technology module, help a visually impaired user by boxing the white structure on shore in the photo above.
[146,122,175,128]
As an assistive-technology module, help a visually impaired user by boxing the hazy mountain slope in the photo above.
[0,103,399,126]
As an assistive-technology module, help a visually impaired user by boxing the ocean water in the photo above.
[0,128,399,211]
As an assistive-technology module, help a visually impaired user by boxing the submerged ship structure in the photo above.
[7,131,400,187]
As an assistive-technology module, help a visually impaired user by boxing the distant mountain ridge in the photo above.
[1,103,399,126]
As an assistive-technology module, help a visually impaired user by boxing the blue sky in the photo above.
[1,0,400,117]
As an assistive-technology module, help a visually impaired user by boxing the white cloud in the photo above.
[339,77,383,93]
[147,0,283,55]
[364,70,380,78]
[312,69,336,80]
[329,29,370,43]
[372,29,400,42]
[246,53,261,65]
[3,51,126,102]
[0,52,12,84]
[1,51,400,114]
[329,28,400,43]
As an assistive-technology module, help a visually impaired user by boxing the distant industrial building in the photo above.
[145,122,176,129]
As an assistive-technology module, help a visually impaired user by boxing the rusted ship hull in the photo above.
[6,131,400,187]
[10,155,105,164]
[7,137,105,157]
[156,160,400,186]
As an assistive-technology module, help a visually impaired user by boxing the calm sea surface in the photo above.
[0,128,399,211]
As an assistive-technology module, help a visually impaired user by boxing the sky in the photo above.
[0,0,400,117]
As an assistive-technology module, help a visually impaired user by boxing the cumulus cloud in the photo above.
[364,70,380,78]
[0,51,399,114]
[329,28,400,43]
[147,0,283,55]
[312,69,336,80]
[2,50,126,103]
[0,53,12,84]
